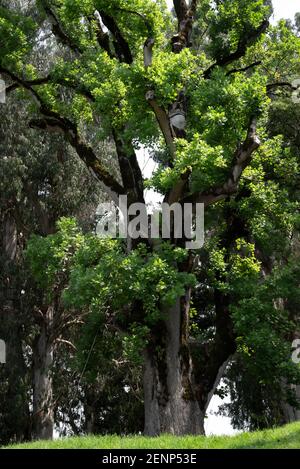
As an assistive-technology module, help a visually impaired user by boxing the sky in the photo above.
[271,0,299,23]
[166,0,299,22]
[139,0,299,435]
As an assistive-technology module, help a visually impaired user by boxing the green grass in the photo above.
[5,422,300,449]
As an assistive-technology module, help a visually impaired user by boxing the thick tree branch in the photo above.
[107,7,154,67]
[222,117,260,191]
[204,19,269,79]
[226,60,262,76]
[172,0,198,53]
[5,75,95,107]
[144,38,155,68]
[266,81,298,97]
[92,11,114,58]
[98,10,133,64]
[40,0,82,54]
[4,83,19,94]
[144,2,197,163]
[147,1,198,170]
[166,171,190,205]
[267,82,294,91]
[97,7,152,65]
[0,66,43,105]
[145,90,176,159]
[29,114,124,202]
[181,116,260,207]
[1,65,124,200]
[55,338,76,351]
[112,130,145,205]
[173,0,188,25]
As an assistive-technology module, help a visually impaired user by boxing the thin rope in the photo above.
[66,321,102,418]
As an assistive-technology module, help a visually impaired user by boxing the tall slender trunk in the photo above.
[281,326,300,423]
[281,295,300,424]
[143,294,204,436]
[281,384,300,423]
[32,306,54,440]
[84,386,96,434]
[0,214,31,443]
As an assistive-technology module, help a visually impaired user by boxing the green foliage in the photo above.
[149,68,269,194]
[0,5,36,66]
[25,218,84,292]
[188,70,269,146]
[150,136,227,193]
[206,0,271,61]
[65,235,195,325]
[26,219,195,365]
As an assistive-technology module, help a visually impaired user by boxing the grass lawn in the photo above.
[4,422,300,449]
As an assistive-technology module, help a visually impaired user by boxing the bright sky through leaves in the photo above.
[166,0,299,23]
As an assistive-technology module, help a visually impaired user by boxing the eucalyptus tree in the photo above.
[1,0,300,436]
[0,88,101,441]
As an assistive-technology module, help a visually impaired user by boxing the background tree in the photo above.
[0,87,101,442]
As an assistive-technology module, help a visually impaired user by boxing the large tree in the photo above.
[1,0,300,436]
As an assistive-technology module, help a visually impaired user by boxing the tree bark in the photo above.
[143,296,205,435]
[281,328,300,423]
[32,306,54,440]
[0,214,31,444]
[281,384,300,423]
[84,385,97,434]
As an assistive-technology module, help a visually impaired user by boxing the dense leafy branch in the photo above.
[0,65,124,199]
[182,116,260,206]
[98,10,133,64]
[113,7,153,36]
[204,19,270,78]
[91,11,114,58]
[40,0,83,54]
[2,69,145,206]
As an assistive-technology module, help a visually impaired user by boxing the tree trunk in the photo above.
[0,214,31,444]
[84,386,96,434]
[143,294,205,436]
[281,384,300,423]
[32,306,54,440]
